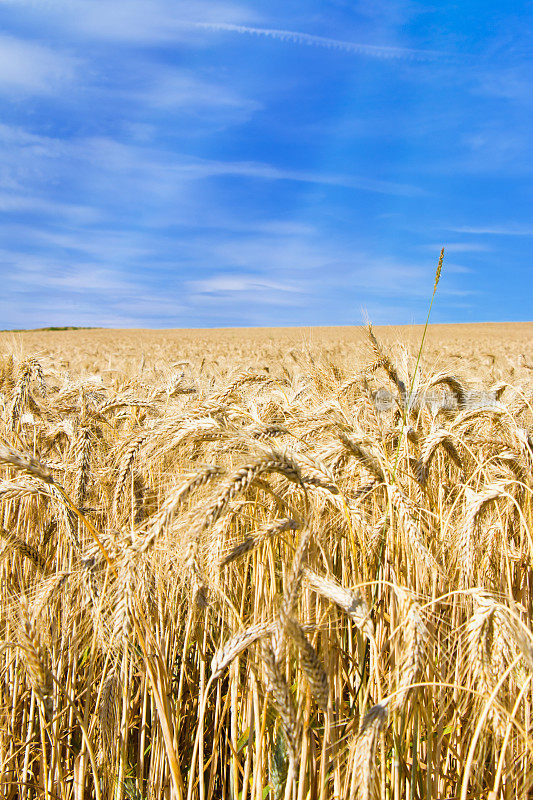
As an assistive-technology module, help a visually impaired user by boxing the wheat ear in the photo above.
[394,594,429,710]
[260,638,299,762]
[426,372,467,408]
[18,601,54,721]
[10,361,32,428]
[284,615,329,712]
[73,424,91,505]
[389,486,439,573]
[417,428,462,485]
[366,325,406,396]
[349,703,388,800]
[0,526,46,571]
[466,594,499,695]
[202,451,302,532]
[220,518,299,567]
[113,431,149,517]
[211,622,272,679]
[338,431,385,482]
[460,482,510,583]
[134,465,224,554]
[304,567,374,639]
[0,443,54,483]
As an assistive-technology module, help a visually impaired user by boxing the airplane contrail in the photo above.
[193,22,442,61]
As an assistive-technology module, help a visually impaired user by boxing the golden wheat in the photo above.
[0,324,531,799]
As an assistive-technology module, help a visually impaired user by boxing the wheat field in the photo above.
[1,320,533,800]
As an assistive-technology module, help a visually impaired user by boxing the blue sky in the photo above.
[0,0,531,328]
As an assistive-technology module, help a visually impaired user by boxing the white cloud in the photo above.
[448,224,533,236]
[0,249,186,328]
[112,66,262,129]
[0,193,99,222]
[189,275,306,294]
[0,255,133,293]
[137,70,259,112]
[472,67,533,105]
[0,124,422,200]
[0,294,185,329]
[0,0,258,43]
[422,242,489,253]
[0,34,78,93]
[16,267,131,292]
[158,157,420,195]
[32,231,154,262]
[0,0,438,63]
[205,237,341,273]
[0,230,473,329]
[184,236,471,305]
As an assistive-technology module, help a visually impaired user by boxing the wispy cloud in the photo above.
[0,251,185,327]
[166,157,422,196]
[134,69,261,117]
[0,0,441,63]
[0,123,423,203]
[189,275,306,294]
[0,33,79,93]
[448,224,533,236]
[436,242,490,253]
[11,264,132,293]
[422,242,490,253]
[0,0,258,43]
[0,193,99,222]
[0,220,473,328]
[0,0,528,327]
[471,65,533,106]
[184,237,470,302]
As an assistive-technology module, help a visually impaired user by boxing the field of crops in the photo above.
[1,321,533,800]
